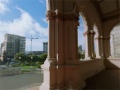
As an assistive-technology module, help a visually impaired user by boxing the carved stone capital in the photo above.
[46,11,56,20]
[83,30,95,36]
[46,11,79,22]
[90,30,95,35]
[95,36,103,40]
[102,36,110,40]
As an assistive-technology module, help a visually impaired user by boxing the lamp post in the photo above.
[19,56,21,61]
[7,58,10,67]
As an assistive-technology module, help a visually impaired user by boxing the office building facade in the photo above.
[1,34,26,61]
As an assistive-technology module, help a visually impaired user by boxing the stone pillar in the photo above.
[40,11,85,90]
[63,13,85,89]
[110,34,115,58]
[40,11,57,90]
[83,31,91,59]
[100,36,104,58]
[40,0,86,89]
[107,36,111,58]
[90,30,95,59]
[103,36,110,58]
[95,36,102,58]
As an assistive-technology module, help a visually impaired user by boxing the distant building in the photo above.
[1,34,26,62]
[78,45,82,53]
[43,42,48,53]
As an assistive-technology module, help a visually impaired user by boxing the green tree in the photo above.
[39,53,47,63]
[14,52,26,63]
[78,52,81,59]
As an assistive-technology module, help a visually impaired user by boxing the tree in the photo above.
[14,52,27,63]
[78,52,81,59]
[39,53,47,63]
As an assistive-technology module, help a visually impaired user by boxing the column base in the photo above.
[96,55,101,59]
[85,56,91,60]
[40,59,86,90]
[39,80,85,90]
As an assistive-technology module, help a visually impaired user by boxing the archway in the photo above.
[110,23,120,58]
[78,10,93,60]
[78,16,85,59]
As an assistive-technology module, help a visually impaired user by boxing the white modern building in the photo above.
[1,34,26,61]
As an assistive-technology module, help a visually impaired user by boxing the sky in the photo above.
[0,0,85,51]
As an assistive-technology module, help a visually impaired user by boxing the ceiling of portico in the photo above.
[91,0,120,21]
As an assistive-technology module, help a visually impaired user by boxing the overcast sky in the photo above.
[0,0,85,51]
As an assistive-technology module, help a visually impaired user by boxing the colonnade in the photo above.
[39,0,112,89]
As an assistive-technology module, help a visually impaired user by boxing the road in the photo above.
[0,73,43,90]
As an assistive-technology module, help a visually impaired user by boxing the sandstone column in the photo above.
[90,30,95,59]
[84,31,91,59]
[40,0,86,89]
[110,34,115,58]
[95,36,102,58]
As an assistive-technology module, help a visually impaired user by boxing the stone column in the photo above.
[83,31,91,59]
[40,1,86,89]
[95,36,102,58]
[40,11,57,90]
[110,34,115,58]
[63,13,85,89]
[43,11,57,65]
[103,36,110,58]
[90,30,95,59]
[107,36,111,58]
[99,36,104,58]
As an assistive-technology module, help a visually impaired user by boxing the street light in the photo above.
[7,58,10,67]
[18,57,21,64]
[19,57,21,60]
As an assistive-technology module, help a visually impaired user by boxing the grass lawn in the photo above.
[21,66,37,69]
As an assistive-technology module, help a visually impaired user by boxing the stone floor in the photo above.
[83,69,120,90]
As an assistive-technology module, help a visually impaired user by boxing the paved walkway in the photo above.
[83,69,120,90]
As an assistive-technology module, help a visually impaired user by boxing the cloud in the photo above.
[0,0,10,14]
[0,7,48,51]
[42,18,47,23]
[39,0,45,4]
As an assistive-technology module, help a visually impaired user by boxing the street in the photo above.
[0,73,43,90]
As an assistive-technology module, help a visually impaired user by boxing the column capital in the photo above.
[102,36,110,40]
[90,30,95,35]
[46,11,56,20]
[95,36,103,40]
[46,10,79,22]
[83,30,95,36]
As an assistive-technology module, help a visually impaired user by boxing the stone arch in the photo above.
[104,18,120,36]
[109,21,120,34]
[78,7,91,31]
[93,23,99,38]
[110,23,120,58]
[77,6,93,59]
